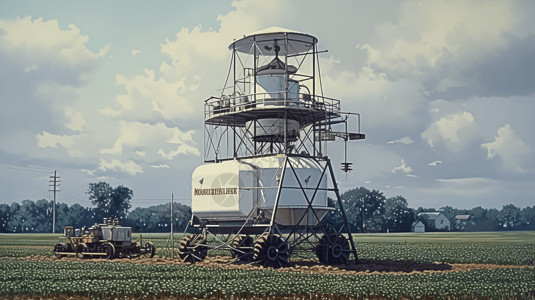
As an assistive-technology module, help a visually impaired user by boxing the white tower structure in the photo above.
[179,27,365,268]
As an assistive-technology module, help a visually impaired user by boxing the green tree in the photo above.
[520,206,535,229]
[384,196,414,232]
[33,199,53,232]
[8,200,39,232]
[341,187,386,232]
[470,206,498,231]
[0,204,11,233]
[498,204,521,230]
[87,182,133,221]
[321,197,344,231]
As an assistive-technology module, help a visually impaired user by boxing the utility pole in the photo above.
[170,193,174,259]
[48,170,61,233]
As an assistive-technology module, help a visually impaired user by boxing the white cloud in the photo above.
[151,164,170,169]
[0,16,108,71]
[100,69,195,121]
[157,144,200,159]
[80,169,96,176]
[100,121,199,158]
[481,124,530,172]
[387,136,414,144]
[392,158,414,175]
[98,158,143,175]
[64,107,86,132]
[427,160,443,167]
[361,1,513,80]
[421,111,478,152]
[37,131,85,158]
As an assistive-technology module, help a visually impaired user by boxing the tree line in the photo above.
[323,187,535,232]
[0,183,533,233]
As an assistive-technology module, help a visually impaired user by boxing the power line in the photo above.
[6,166,51,174]
[61,183,89,201]
[4,162,53,171]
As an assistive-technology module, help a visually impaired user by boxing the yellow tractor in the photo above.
[54,218,155,259]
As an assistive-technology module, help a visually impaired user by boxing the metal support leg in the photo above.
[327,159,359,263]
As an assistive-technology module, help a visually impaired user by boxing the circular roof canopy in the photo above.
[229,27,318,56]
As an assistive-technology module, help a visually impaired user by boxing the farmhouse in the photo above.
[411,221,425,233]
[417,212,451,231]
[455,214,475,231]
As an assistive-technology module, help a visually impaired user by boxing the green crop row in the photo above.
[2,232,534,265]
[355,241,535,265]
[0,259,534,299]
[0,247,52,257]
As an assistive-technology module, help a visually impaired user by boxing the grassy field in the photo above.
[0,231,534,299]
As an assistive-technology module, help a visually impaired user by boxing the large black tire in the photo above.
[315,233,351,265]
[144,242,155,258]
[253,234,289,268]
[177,234,208,263]
[230,235,254,262]
[102,243,115,260]
[54,243,66,259]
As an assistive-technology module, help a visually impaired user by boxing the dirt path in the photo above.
[5,255,532,276]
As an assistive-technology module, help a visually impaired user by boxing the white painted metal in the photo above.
[191,156,328,224]
[230,26,317,55]
[192,160,257,219]
[253,75,299,101]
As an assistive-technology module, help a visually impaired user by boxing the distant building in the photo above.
[455,214,474,231]
[417,212,451,231]
[411,221,425,233]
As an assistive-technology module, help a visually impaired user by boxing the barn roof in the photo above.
[418,212,445,220]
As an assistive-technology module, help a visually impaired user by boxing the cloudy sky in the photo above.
[1,0,533,210]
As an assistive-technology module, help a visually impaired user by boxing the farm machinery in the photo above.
[54,218,155,259]
[177,27,365,268]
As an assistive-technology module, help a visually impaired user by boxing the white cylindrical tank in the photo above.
[191,156,329,225]
[191,160,257,219]
[254,75,299,101]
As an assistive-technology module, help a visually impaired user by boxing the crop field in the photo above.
[0,231,534,299]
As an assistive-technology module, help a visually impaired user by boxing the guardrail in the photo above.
[204,92,341,119]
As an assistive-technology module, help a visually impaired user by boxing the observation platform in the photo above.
[204,92,341,127]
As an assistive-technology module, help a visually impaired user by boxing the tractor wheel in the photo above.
[144,242,155,258]
[253,234,289,268]
[54,243,66,259]
[177,234,207,263]
[76,244,90,259]
[315,233,351,265]
[230,235,254,262]
[102,243,115,260]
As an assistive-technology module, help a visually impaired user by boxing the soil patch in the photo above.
[4,255,532,276]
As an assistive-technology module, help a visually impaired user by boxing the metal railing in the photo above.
[204,92,341,119]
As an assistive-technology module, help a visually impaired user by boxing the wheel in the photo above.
[315,233,351,265]
[76,244,89,259]
[54,243,66,258]
[102,243,115,260]
[253,234,289,268]
[144,242,155,258]
[230,235,254,262]
[177,234,207,263]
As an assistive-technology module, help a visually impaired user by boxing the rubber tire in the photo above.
[177,234,207,263]
[231,235,254,262]
[145,242,155,258]
[54,243,66,259]
[102,243,115,260]
[253,234,289,268]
